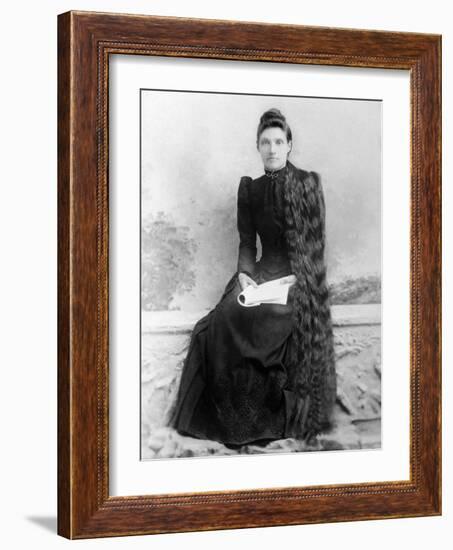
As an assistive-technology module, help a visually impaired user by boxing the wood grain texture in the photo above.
[57,11,72,538]
[57,10,442,539]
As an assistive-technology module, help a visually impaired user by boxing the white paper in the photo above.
[238,277,293,307]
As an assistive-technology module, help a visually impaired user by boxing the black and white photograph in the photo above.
[140,90,382,460]
[1,0,446,546]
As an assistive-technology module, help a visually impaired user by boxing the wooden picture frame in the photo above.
[58,10,441,539]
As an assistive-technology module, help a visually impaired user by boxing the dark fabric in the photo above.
[169,165,310,445]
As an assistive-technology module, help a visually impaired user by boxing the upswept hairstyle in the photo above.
[257,108,293,145]
[259,108,336,439]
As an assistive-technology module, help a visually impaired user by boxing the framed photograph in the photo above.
[58,11,441,539]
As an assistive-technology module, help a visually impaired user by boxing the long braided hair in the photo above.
[258,109,336,439]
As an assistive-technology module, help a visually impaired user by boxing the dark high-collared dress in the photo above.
[169,164,309,446]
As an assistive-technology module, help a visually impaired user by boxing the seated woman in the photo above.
[169,108,336,447]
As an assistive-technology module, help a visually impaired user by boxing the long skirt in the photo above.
[168,270,310,446]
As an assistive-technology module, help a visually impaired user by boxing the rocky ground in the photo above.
[141,318,381,460]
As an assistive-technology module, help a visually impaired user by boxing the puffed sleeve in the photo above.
[237,176,257,277]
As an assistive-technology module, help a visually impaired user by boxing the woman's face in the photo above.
[257,127,292,171]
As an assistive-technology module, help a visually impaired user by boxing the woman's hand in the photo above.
[238,272,258,291]
[279,274,297,286]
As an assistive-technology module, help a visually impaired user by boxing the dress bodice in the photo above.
[237,164,292,281]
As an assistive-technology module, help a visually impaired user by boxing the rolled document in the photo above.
[237,276,295,307]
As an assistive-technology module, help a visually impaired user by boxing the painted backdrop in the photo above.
[141,91,381,311]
